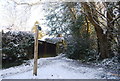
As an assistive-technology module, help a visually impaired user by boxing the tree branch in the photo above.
[10,0,41,6]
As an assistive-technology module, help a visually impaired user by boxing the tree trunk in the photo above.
[94,27,109,59]
[81,3,109,59]
[106,3,115,57]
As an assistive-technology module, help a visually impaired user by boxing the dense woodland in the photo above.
[44,2,120,61]
[1,1,120,75]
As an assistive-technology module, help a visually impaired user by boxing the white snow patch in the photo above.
[0,54,117,79]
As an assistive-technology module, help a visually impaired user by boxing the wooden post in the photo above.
[33,25,39,76]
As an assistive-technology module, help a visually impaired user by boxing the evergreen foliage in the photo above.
[2,31,34,68]
[66,15,96,61]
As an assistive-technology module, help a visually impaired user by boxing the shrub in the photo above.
[2,31,34,68]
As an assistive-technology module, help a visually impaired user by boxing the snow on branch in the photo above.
[10,0,42,6]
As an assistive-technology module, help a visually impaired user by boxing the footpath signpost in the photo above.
[33,23,41,76]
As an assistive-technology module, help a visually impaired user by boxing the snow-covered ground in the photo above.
[0,54,119,79]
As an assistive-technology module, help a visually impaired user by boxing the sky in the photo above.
[0,0,50,32]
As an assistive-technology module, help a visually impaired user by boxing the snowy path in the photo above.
[0,55,118,79]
